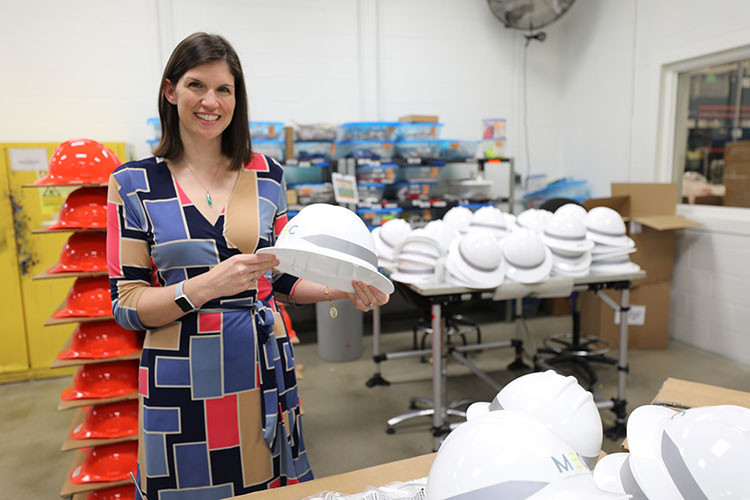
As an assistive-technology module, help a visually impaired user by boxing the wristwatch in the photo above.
[174,281,197,313]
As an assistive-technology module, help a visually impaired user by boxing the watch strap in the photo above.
[174,280,197,313]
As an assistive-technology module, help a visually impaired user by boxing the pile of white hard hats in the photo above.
[468,205,515,239]
[503,228,553,284]
[466,371,603,467]
[516,208,553,234]
[593,404,750,499]
[389,228,444,284]
[544,205,595,277]
[376,201,642,287]
[427,371,625,500]
[585,207,640,275]
[372,218,412,268]
[445,229,506,288]
[258,203,394,294]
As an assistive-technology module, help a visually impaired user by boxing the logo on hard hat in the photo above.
[280,224,298,237]
[551,452,585,474]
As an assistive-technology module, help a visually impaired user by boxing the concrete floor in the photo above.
[2,314,750,498]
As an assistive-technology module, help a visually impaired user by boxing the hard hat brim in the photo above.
[627,405,682,499]
[587,232,635,248]
[448,239,505,288]
[258,244,394,295]
[503,246,553,284]
[543,234,595,254]
[589,261,641,276]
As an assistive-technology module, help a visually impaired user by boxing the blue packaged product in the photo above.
[336,140,395,160]
[395,123,443,141]
[394,140,440,159]
[338,122,399,141]
[250,121,285,140]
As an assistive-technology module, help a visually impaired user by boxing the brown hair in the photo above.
[153,32,251,171]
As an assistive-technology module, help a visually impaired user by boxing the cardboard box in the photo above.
[584,183,700,286]
[542,297,572,316]
[235,454,435,500]
[579,282,670,349]
[724,141,750,208]
[399,114,439,123]
[621,378,750,451]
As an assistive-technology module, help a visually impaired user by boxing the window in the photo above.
[673,59,750,208]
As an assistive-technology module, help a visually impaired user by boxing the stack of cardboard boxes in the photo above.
[724,141,750,208]
[577,183,699,349]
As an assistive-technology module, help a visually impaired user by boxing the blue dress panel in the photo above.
[107,153,313,500]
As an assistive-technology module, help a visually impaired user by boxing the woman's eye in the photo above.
[188,82,202,89]
[218,87,231,94]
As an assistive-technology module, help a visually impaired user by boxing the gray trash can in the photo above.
[315,299,363,361]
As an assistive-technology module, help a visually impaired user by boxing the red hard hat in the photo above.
[60,360,139,401]
[35,138,121,186]
[49,232,107,273]
[71,400,138,440]
[57,321,142,360]
[48,187,107,231]
[86,485,135,500]
[52,276,112,319]
[69,442,138,484]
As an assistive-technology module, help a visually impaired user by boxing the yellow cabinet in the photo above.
[0,142,128,383]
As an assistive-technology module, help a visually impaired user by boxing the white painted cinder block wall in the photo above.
[0,0,565,181]
[557,0,750,364]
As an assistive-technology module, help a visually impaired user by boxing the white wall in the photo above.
[556,0,750,364]
[0,0,565,178]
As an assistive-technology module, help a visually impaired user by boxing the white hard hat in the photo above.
[394,228,442,256]
[589,257,640,276]
[551,248,592,273]
[447,230,505,288]
[490,370,603,468]
[517,208,554,233]
[424,219,457,253]
[591,245,637,258]
[593,453,648,500]
[399,240,442,260]
[442,206,473,234]
[258,204,394,294]
[426,410,628,500]
[390,257,437,284]
[373,218,412,261]
[445,257,483,289]
[556,203,588,220]
[469,206,511,238]
[628,404,750,500]
[502,228,552,284]
[584,207,634,248]
[543,213,595,255]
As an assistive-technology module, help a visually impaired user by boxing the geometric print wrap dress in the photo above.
[106,153,313,500]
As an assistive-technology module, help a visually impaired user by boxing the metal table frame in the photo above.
[367,271,646,451]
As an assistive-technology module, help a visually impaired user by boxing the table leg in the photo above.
[507,298,529,371]
[365,305,390,387]
[431,302,447,451]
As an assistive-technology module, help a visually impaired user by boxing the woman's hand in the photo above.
[345,281,389,312]
[186,253,280,305]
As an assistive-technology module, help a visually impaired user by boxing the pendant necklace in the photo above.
[185,161,221,208]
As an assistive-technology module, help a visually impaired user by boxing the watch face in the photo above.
[175,296,193,313]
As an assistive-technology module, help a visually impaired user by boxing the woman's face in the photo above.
[164,60,236,144]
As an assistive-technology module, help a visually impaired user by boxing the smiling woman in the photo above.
[106,32,389,500]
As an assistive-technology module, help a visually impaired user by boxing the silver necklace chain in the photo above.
[184,161,221,208]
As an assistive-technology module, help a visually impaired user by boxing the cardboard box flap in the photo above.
[583,195,629,213]
[632,214,701,231]
[611,183,678,217]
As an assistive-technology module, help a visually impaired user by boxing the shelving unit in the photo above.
[18,147,140,498]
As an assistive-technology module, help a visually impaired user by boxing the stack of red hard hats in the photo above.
[32,139,142,497]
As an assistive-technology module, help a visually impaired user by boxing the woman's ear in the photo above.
[163,79,177,105]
